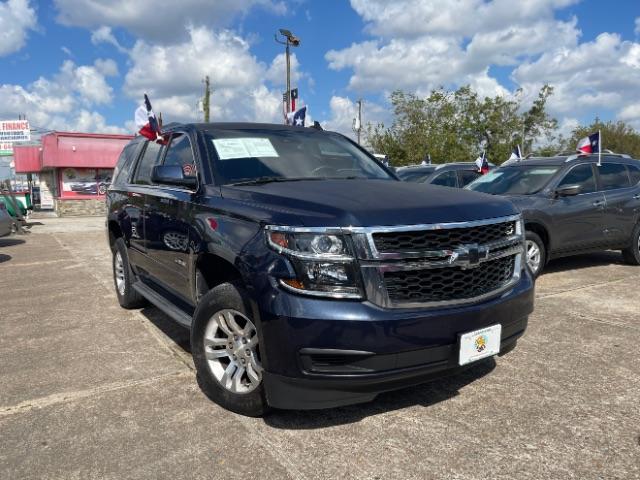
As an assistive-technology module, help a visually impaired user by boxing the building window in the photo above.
[59,168,113,198]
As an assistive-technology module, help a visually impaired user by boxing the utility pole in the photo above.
[352,99,363,144]
[202,76,211,123]
[275,29,300,116]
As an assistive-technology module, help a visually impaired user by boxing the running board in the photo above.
[133,281,193,329]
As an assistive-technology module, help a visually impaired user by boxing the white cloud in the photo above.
[0,59,124,133]
[635,17,640,36]
[54,0,285,42]
[513,33,640,123]
[91,26,128,54]
[349,0,579,39]
[327,0,580,96]
[123,26,306,126]
[0,0,37,56]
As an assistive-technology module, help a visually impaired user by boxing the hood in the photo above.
[220,179,518,227]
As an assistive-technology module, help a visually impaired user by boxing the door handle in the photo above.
[128,192,142,198]
[592,200,605,208]
[633,193,640,200]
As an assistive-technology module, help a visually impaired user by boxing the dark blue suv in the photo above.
[106,123,534,416]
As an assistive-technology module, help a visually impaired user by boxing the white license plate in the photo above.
[459,324,502,366]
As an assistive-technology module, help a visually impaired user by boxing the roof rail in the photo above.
[564,151,631,162]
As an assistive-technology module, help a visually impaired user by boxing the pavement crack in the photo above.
[0,371,190,418]
[536,276,637,299]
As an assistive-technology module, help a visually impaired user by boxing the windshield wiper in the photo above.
[228,176,326,186]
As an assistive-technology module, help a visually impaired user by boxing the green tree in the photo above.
[366,84,558,167]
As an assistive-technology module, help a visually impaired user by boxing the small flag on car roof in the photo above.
[287,105,307,127]
[576,130,602,165]
[508,145,523,161]
[135,93,162,141]
[576,131,600,155]
[475,151,489,174]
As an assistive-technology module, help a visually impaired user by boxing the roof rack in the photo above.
[564,151,631,162]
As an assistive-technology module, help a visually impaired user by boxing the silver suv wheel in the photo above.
[203,309,263,394]
[114,251,126,295]
[526,239,542,274]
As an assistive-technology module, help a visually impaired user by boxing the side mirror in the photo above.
[555,184,581,197]
[151,165,197,188]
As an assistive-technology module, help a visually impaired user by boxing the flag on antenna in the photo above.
[576,131,600,155]
[475,151,489,174]
[286,105,307,127]
[135,94,162,141]
[508,145,523,161]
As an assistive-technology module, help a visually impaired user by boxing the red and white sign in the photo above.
[0,120,31,143]
[1,142,13,156]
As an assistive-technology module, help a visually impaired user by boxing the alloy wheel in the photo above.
[203,309,263,394]
[526,239,542,274]
[114,251,126,295]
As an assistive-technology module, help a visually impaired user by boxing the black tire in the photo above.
[191,281,270,417]
[621,223,640,265]
[112,237,146,309]
[525,231,546,278]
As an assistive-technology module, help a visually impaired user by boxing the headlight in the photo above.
[266,227,363,299]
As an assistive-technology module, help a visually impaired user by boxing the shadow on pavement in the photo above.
[263,359,496,430]
[0,253,11,263]
[0,238,26,247]
[140,306,192,354]
[545,251,626,274]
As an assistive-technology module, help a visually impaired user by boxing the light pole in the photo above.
[352,99,363,144]
[275,29,300,115]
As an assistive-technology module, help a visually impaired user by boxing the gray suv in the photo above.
[466,153,640,276]
[396,162,488,188]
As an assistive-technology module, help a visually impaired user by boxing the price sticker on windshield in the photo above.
[212,138,279,160]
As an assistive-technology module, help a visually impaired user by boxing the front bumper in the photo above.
[256,269,534,410]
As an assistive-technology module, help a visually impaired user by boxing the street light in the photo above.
[275,28,300,115]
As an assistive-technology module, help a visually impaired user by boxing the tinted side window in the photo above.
[133,141,163,185]
[163,133,197,177]
[459,169,481,186]
[627,164,640,186]
[557,164,596,194]
[431,170,458,187]
[113,142,141,186]
[599,163,630,191]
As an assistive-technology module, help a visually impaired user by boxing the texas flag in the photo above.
[475,151,490,174]
[508,145,523,161]
[135,94,162,141]
[287,105,307,127]
[576,131,601,155]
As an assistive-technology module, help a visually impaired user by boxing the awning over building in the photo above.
[14,131,134,173]
[13,145,41,173]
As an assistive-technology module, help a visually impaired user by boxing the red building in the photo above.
[14,131,133,216]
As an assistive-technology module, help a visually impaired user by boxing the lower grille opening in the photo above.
[384,256,516,304]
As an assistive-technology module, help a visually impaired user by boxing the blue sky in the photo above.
[1,0,639,140]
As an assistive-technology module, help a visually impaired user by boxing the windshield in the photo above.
[466,166,560,195]
[397,167,436,182]
[205,128,394,185]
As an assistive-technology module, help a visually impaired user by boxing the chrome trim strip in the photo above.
[265,214,521,235]
[363,245,523,272]
[278,279,363,299]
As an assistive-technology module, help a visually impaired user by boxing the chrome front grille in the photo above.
[349,215,525,309]
[384,255,515,303]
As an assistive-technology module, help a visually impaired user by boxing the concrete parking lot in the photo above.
[0,216,638,480]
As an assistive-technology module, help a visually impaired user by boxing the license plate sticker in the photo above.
[459,324,502,366]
